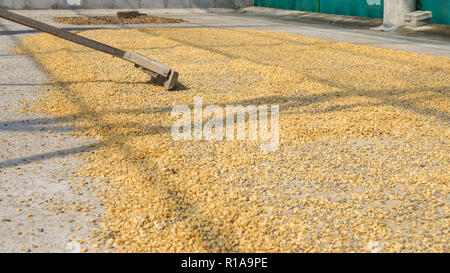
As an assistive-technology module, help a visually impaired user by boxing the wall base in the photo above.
[0,0,254,9]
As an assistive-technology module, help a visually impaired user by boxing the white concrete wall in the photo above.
[191,0,215,8]
[59,0,82,9]
[84,0,113,9]
[0,0,254,9]
[28,0,59,9]
[167,0,190,8]
[112,0,139,9]
[1,0,28,9]
[140,0,165,8]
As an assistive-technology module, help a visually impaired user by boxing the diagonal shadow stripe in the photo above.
[0,143,101,169]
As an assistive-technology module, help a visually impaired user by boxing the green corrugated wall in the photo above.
[254,0,384,18]
[320,0,384,18]
[254,0,318,12]
[293,0,319,12]
[417,0,450,25]
[254,0,450,25]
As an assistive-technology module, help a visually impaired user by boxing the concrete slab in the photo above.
[0,0,28,9]
[404,11,432,22]
[28,0,59,9]
[140,0,165,9]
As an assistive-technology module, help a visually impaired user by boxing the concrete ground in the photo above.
[0,8,448,253]
[0,8,449,57]
[239,7,450,43]
[0,13,105,253]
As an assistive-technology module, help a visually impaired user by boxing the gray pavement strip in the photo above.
[0,17,106,253]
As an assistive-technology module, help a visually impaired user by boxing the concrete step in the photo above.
[404,11,432,26]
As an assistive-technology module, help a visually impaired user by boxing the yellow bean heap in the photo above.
[15,28,449,252]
